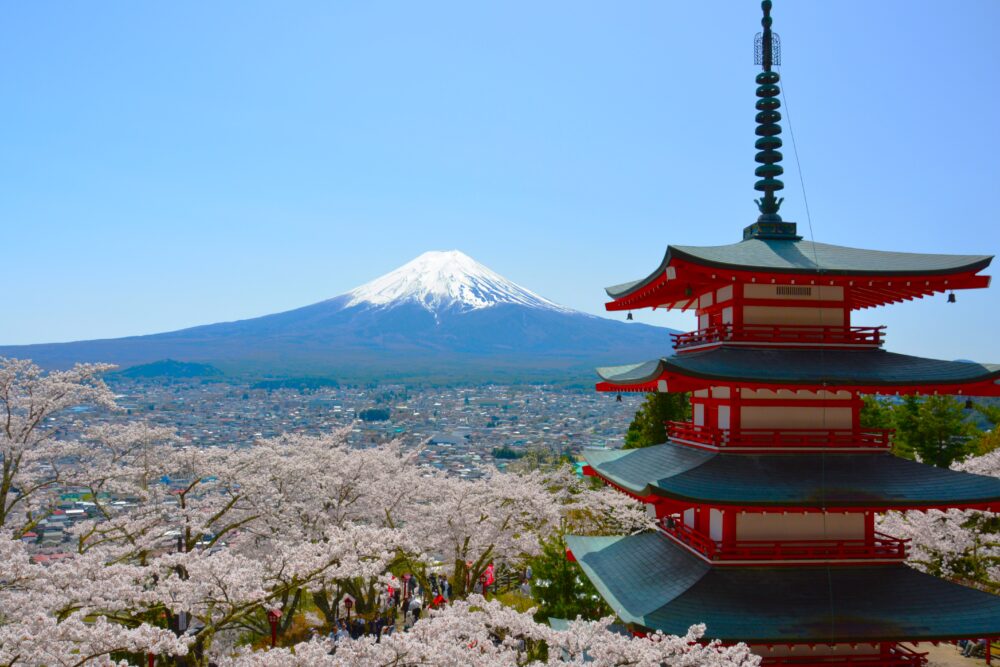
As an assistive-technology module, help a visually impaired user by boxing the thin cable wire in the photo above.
[777,66,827,409]
[780,72,835,634]
[777,66,819,263]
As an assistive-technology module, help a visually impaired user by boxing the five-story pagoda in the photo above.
[567,3,1000,665]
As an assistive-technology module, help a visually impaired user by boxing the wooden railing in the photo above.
[666,421,894,450]
[662,518,721,558]
[761,644,927,666]
[662,518,910,562]
[671,324,885,350]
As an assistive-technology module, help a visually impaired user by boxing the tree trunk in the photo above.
[453,558,470,598]
[314,589,337,626]
[278,588,302,636]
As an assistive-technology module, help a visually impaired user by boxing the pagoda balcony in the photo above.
[661,518,910,563]
[671,324,885,352]
[667,420,894,451]
[759,643,927,666]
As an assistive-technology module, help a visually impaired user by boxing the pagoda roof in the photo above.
[565,531,1000,644]
[583,443,1000,510]
[596,347,1000,395]
[607,239,992,298]
[604,238,992,311]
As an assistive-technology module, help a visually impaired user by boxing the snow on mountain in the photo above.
[0,248,675,378]
[344,250,574,314]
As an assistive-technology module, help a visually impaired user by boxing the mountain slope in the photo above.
[0,251,677,381]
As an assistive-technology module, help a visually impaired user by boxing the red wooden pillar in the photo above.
[723,510,737,549]
[729,386,741,434]
[850,390,863,432]
[731,289,744,331]
[695,505,712,536]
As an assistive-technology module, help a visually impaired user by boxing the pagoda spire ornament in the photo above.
[753,0,784,223]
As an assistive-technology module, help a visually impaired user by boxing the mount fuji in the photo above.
[343,250,574,315]
[0,251,676,382]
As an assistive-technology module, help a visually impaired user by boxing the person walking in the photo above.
[409,596,422,623]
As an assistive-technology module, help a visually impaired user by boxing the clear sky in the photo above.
[2,1,998,362]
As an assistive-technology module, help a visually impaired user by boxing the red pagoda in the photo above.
[567,3,1000,665]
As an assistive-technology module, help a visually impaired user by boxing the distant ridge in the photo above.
[115,359,223,379]
[0,251,676,382]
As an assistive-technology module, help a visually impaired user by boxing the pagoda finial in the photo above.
[753,0,784,223]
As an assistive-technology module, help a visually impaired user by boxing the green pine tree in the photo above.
[529,531,610,623]
[859,394,895,430]
[622,392,690,449]
[859,394,905,456]
[894,395,978,468]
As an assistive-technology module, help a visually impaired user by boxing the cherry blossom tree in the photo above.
[879,449,1000,591]
[0,358,116,536]
[0,358,753,666]
[0,529,190,666]
[215,596,760,667]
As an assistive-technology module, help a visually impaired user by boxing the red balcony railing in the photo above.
[662,518,910,562]
[761,644,927,666]
[671,324,885,351]
[667,421,894,450]
[662,518,721,558]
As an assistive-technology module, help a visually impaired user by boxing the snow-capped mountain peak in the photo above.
[345,250,572,313]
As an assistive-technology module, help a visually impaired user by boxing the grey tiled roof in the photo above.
[596,348,1000,389]
[568,532,1000,643]
[583,443,1000,507]
[605,239,992,298]
[565,533,709,624]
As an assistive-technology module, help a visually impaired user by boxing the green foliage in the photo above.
[493,590,537,614]
[492,446,524,460]
[859,394,895,430]
[861,394,987,467]
[971,403,1000,456]
[894,395,977,468]
[622,392,690,449]
[357,407,391,422]
[116,359,224,379]
[529,532,609,623]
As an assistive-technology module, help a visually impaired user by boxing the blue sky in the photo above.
[2,1,998,361]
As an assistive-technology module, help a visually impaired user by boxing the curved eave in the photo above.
[583,444,1000,510]
[567,532,1000,644]
[669,243,993,279]
[595,349,1000,397]
[604,242,993,312]
[605,247,674,300]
